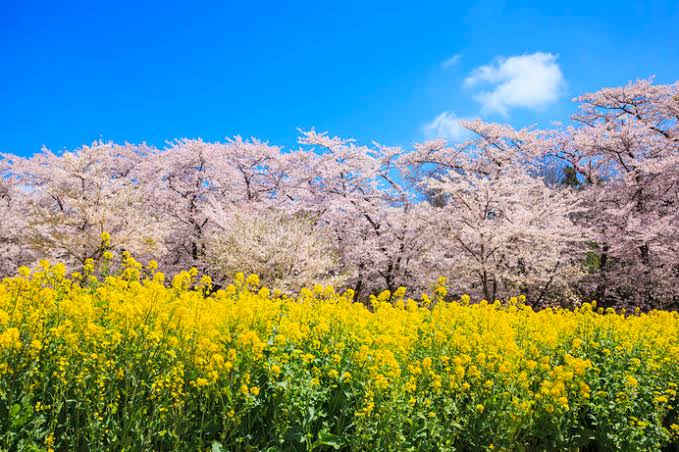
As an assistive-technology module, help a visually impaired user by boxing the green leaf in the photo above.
[9,404,21,418]
[318,429,342,449]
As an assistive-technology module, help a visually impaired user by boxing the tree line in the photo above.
[1,79,677,309]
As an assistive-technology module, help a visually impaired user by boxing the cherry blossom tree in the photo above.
[402,126,584,303]
[410,79,678,308]
[203,204,344,292]
[1,142,167,270]
[287,130,441,299]
[144,137,287,271]
[536,79,679,308]
[426,164,584,303]
[0,163,30,274]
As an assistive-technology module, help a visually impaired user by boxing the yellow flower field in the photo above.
[0,256,678,451]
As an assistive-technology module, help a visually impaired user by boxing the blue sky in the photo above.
[1,0,678,155]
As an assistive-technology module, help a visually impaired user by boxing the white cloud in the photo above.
[464,52,565,116]
[422,111,472,142]
[441,53,462,69]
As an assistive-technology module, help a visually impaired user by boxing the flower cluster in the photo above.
[0,258,677,450]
